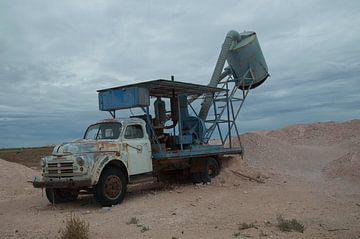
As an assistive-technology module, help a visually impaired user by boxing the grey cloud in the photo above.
[0,0,359,147]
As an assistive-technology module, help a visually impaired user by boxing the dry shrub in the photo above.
[238,222,256,230]
[61,214,90,239]
[126,217,139,225]
[277,215,304,233]
[126,217,150,233]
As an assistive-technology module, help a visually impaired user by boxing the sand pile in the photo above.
[219,119,360,182]
[261,119,360,146]
[213,161,257,186]
[240,132,296,161]
[213,154,270,186]
[323,151,360,179]
[0,158,37,200]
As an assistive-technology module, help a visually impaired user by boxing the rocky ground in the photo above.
[0,119,359,239]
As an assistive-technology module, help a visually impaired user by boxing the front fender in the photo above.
[91,152,128,185]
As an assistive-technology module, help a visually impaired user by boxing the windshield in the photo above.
[84,122,122,140]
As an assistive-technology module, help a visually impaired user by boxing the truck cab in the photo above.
[33,118,152,206]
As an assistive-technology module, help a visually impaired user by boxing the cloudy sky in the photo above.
[0,0,359,147]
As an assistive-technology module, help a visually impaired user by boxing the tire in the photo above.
[202,157,220,183]
[94,168,127,206]
[45,188,79,204]
[192,172,202,184]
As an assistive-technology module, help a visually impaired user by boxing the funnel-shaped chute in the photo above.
[227,31,269,90]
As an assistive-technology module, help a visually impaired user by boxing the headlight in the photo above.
[41,158,46,167]
[76,156,85,166]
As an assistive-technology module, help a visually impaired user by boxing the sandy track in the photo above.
[0,120,359,238]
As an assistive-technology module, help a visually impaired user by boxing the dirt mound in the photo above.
[323,151,360,179]
[260,119,360,146]
[220,119,360,181]
[240,132,295,161]
[0,158,37,201]
[213,155,269,186]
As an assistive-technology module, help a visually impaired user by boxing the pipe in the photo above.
[198,30,240,120]
[188,68,231,104]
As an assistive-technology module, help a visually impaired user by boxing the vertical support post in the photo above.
[145,106,151,136]
[226,81,232,148]
[177,95,183,150]
[108,110,116,119]
[171,75,176,138]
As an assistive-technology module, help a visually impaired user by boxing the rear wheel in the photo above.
[192,157,220,183]
[45,188,79,204]
[94,168,127,206]
[202,157,220,183]
[192,172,202,184]
[207,157,220,177]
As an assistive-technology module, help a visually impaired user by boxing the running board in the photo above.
[129,172,156,184]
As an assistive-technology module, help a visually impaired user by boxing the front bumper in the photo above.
[32,176,92,189]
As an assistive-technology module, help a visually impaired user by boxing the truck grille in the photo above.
[46,161,74,177]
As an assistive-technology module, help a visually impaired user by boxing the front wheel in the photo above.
[45,188,79,204]
[94,168,127,206]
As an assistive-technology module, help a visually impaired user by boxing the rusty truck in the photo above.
[32,30,269,206]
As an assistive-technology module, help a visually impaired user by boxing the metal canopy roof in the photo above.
[97,79,226,97]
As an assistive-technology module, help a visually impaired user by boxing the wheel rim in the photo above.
[208,165,217,178]
[208,166,215,178]
[104,175,122,200]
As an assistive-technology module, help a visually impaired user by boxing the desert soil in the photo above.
[0,120,359,239]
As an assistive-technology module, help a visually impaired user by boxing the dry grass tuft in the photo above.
[238,222,256,230]
[126,217,139,225]
[277,215,304,233]
[60,214,90,239]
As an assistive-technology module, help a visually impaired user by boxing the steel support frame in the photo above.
[203,68,255,150]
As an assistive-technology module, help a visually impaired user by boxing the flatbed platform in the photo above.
[152,144,242,160]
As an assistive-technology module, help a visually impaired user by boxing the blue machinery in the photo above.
[97,30,269,160]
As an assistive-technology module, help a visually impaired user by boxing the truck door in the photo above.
[123,124,152,175]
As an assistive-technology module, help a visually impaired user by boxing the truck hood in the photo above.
[53,140,120,155]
